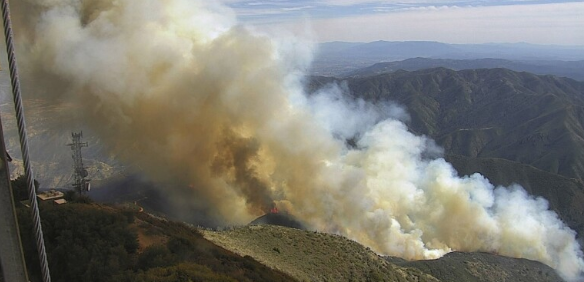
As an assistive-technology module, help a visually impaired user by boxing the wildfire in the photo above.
[270,206,279,214]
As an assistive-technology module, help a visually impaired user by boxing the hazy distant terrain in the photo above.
[0,100,122,188]
[345,57,584,81]
[312,41,584,78]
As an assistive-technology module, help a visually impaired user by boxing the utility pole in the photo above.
[0,113,29,282]
[67,132,90,193]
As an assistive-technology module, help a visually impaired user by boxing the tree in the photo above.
[10,175,39,202]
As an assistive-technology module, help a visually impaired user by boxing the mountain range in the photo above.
[318,41,584,62]
[313,68,584,179]
[312,41,584,78]
[345,57,584,81]
[310,67,584,239]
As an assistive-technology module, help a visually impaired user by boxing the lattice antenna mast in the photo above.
[67,131,90,193]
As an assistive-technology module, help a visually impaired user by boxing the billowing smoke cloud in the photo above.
[10,0,584,280]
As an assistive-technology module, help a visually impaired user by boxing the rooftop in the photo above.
[37,190,64,201]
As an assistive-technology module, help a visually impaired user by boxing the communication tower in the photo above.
[67,131,91,193]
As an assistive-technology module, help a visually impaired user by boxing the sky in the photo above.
[219,0,584,45]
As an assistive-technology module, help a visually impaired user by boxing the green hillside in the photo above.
[14,200,296,282]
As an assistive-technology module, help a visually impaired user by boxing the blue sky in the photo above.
[219,0,584,45]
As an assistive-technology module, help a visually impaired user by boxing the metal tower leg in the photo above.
[0,112,29,282]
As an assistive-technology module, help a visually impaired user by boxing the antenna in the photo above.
[67,131,90,193]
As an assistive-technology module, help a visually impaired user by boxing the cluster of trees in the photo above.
[16,200,138,282]
[10,175,39,202]
[14,183,295,282]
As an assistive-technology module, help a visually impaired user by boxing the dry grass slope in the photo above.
[395,252,564,282]
[202,225,439,282]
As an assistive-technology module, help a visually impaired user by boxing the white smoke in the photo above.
[11,0,584,280]
[305,81,410,141]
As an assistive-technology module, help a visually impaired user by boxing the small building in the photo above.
[53,199,67,205]
[37,190,64,201]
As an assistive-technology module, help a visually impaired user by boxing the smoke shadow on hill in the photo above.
[88,174,221,227]
[250,212,307,230]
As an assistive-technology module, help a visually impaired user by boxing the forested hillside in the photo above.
[313,68,584,180]
[310,68,584,241]
[13,191,295,282]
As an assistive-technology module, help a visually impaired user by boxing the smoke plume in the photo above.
[9,0,584,280]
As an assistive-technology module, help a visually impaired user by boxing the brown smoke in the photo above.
[8,0,584,280]
[211,128,274,213]
[12,0,293,220]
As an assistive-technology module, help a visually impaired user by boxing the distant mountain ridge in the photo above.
[312,40,584,77]
[318,40,584,62]
[345,57,584,81]
[320,41,460,60]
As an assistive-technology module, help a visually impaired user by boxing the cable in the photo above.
[1,1,52,282]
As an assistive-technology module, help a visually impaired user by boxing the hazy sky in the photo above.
[220,0,584,45]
